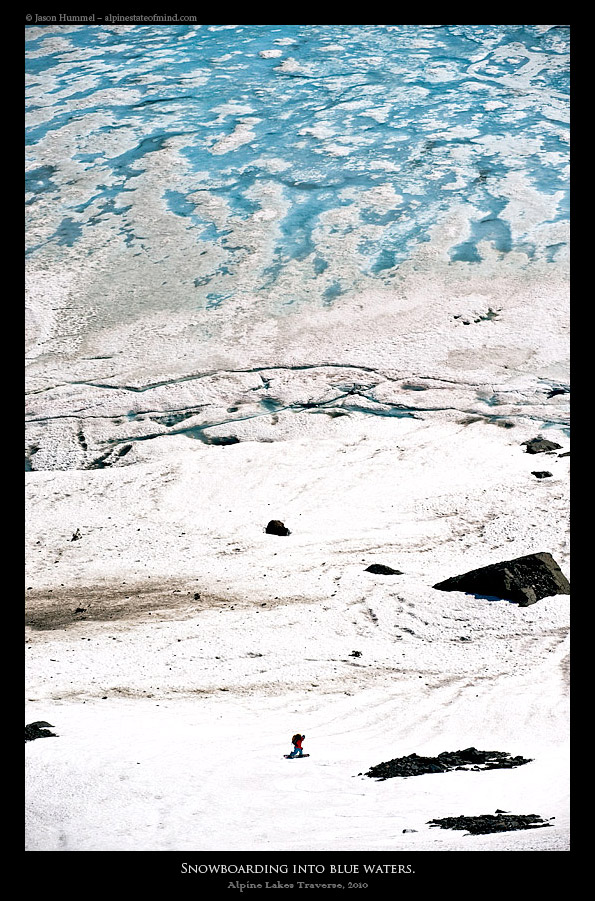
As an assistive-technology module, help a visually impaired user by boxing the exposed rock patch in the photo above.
[208,435,240,446]
[433,552,570,606]
[428,812,552,835]
[522,437,562,454]
[531,471,552,479]
[365,564,403,575]
[364,748,532,780]
[546,386,569,399]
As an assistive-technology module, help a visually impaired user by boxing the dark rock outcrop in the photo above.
[209,435,240,446]
[365,564,403,575]
[265,520,291,536]
[546,386,569,398]
[522,437,562,454]
[428,812,552,835]
[364,748,532,780]
[25,721,57,742]
[433,552,570,606]
[531,471,552,479]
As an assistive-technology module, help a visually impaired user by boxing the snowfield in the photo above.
[25,416,569,857]
[25,23,570,882]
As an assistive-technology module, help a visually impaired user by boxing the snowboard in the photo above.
[284,753,310,759]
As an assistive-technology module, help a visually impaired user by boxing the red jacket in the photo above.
[294,735,304,749]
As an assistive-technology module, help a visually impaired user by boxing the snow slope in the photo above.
[25,417,570,855]
[25,24,570,878]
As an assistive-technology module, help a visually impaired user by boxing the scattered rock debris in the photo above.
[453,308,500,324]
[71,528,82,541]
[25,721,57,742]
[428,812,552,835]
[364,748,532,780]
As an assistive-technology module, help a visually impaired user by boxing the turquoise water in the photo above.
[25,24,570,304]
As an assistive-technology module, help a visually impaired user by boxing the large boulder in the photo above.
[365,564,403,575]
[265,520,291,536]
[25,721,56,742]
[433,552,570,606]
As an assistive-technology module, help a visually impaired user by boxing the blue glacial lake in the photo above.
[25,24,569,315]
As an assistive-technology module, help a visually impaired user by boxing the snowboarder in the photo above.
[288,733,305,757]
